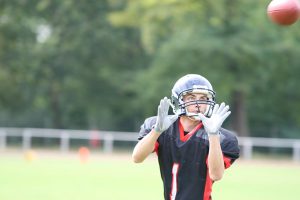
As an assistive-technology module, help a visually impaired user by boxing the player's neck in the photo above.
[180,116,201,132]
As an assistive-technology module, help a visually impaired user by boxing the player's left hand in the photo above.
[197,102,231,135]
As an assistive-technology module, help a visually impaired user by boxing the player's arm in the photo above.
[132,129,161,163]
[198,103,231,181]
[132,97,178,163]
[207,135,224,181]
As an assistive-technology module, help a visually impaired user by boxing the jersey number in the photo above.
[170,163,179,200]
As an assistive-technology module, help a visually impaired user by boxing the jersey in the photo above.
[138,116,240,200]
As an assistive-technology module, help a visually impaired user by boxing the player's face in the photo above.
[183,93,208,114]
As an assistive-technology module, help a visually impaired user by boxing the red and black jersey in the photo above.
[138,116,240,200]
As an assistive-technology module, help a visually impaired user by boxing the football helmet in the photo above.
[170,74,216,118]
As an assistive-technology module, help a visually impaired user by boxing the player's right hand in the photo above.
[154,97,178,134]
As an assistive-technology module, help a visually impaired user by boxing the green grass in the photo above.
[213,161,300,200]
[0,153,300,200]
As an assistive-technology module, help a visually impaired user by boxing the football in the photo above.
[267,0,300,25]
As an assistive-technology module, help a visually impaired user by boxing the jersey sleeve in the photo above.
[138,116,157,140]
[220,128,240,169]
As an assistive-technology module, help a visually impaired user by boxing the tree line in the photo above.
[0,0,300,138]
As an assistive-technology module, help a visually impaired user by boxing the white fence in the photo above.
[1,128,300,161]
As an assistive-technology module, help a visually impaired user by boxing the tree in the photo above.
[109,0,300,137]
[0,0,146,130]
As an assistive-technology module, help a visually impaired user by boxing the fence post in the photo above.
[60,131,69,153]
[22,130,31,151]
[0,130,6,151]
[293,142,300,162]
[103,134,114,153]
[243,138,253,160]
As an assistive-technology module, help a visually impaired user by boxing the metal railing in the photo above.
[238,137,300,161]
[1,127,300,161]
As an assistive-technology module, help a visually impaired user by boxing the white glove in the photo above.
[198,102,231,135]
[154,97,178,133]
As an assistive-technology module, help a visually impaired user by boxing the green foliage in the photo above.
[0,0,145,130]
[111,0,300,137]
[1,0,300,137]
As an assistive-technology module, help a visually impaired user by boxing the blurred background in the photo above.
[1,0,300,199]
[1,0,300,136]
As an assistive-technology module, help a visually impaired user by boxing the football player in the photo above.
[132,74,240,200]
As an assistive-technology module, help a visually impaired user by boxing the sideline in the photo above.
[1,149,299,167]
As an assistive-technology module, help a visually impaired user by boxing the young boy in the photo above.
[132,74,240,200]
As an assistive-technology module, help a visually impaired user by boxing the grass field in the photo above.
[0,151,300,200]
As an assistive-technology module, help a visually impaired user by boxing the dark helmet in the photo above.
[171,74,216,118]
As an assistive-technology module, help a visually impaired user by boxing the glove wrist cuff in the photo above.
[208,130,220,136]
[153,125,162,134]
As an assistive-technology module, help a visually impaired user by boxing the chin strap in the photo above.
[185,103,212,120]
[185,112,201,121]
